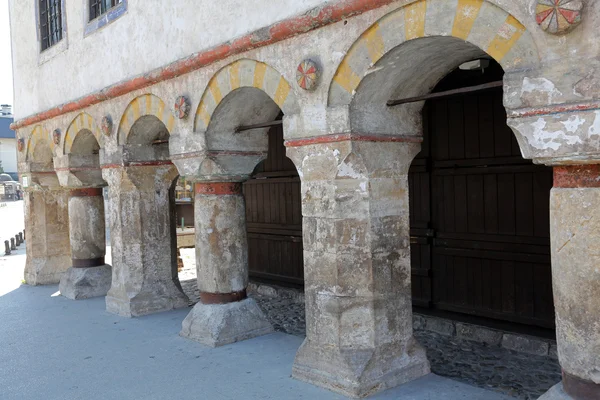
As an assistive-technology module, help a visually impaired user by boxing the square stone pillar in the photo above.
[286,137,430,398]
[58,188,111,300]
[540,165,600,400]
[180,181,272,347]
[102,163,189,317]
[24,187,71,285]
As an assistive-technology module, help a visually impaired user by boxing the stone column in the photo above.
[24,186,71,285]
[180,181,272,346]
[102,164,189,317]
[540,165,600,400]
[59,188,111,300]
[287,138,430,398]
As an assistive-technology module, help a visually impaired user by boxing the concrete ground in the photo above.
[0,200,24,246]
[0,203,514,400]
[0,267,515,399]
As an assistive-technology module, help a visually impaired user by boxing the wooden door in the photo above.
[243,122,304,286]
[409,104,433,307]
[409,66,555,328]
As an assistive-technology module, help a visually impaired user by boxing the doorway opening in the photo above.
[244,113,304,288]
[408,60,555,331]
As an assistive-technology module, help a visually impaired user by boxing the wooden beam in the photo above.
[387,81,503,107]
[235,120,282,133]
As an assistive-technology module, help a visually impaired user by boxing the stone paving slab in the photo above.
[0,278,512,400]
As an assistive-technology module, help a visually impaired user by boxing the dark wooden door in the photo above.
[409,104,434,308]
[244,122,304,286]
[409,66,555,328]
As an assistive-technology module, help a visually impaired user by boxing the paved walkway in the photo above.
[0,249,513,399]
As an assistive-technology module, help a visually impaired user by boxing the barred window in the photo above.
[39,0,63,51]
[90,0,122,21]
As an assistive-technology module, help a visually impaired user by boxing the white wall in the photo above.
[9,0,329,119]
[0,137,17,173]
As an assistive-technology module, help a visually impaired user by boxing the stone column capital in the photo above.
[171,151,266,183]
[285,133,422,183]
[101,162,178,190]
[54,154,104,189]
[22,172,61,191]
[502,60,600,166]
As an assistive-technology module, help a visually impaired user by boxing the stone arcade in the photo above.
[9,0,599,398]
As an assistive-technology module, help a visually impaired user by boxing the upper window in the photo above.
[39,0,63,51]
[85,0,127,36]
[89,0,123,21]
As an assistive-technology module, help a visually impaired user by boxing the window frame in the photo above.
[85,0,127,36]
[37,0,66,52]
[89,0,122,21]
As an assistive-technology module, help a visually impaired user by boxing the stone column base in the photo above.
[105,283,189,317]
[292,338,430,398]
[24,255,72,285]
[538,383,574,399]
[180,298,273,347]
[59,265,112,300]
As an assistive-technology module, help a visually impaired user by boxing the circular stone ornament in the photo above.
[52,129,61,145]
[101,115,113,137]
[17,138,25,153]
[296,59,320,91]
[173,96,191,119]
[536,0,583,35]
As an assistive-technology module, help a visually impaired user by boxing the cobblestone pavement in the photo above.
[178,267,560,400]
[414,331,560,399]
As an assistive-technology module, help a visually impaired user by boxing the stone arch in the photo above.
[64,112,103,154]
[194,59,300,132]
[26,125,53,163]
[118,94,175,145]
[328,0,540,107]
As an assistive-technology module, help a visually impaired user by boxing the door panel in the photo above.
[244,121,304,286]
[409,69,555,328]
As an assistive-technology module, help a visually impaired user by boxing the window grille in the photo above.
[89,0,122,21]
[39,0,62,51]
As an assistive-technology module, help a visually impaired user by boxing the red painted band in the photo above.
[553,165,600,188]
[100,160,174,169]
[70,188,103,197]
[170,150,266,160]
[508,101,600,119]
[199,290,247,305]
[11,0,396,131]
[285,133,422,147]
[54,167,101,172]
[72,257,105,268]
[195,182,243,195]
[563,370,600,400]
